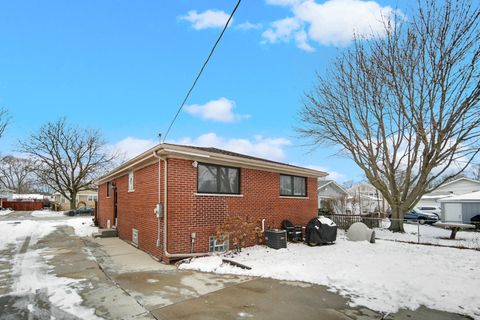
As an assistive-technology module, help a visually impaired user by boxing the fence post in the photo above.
[417,222,420,244]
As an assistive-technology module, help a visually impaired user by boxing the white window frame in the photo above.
[128,171,135,192]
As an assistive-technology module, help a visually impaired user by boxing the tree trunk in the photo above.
[69,192,77,210]
[389,205,405,233]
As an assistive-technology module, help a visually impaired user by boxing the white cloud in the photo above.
[180,9,232,30]
[306,165,347,182]
[262,17,301,43]
[185,98,250,123]
[236,21,263,31]
[171,133,291,161]
[263,0,400,50]
[106,137,157,162]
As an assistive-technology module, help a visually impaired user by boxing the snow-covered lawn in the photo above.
[375,222,480,249]
[31,209,65,217]
[0,209,14,216]
[180,236,480,319]
[0,217,99,318]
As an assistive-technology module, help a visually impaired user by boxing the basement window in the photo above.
[209,235,229,253]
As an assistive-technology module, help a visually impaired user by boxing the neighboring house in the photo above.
[0,188,14,208]
[97,143,326,263]
[346,182,387,216]
[53,190,98,211]
[0,188,14,201]
[317,180,348,214]
[438,191,480,223]
[417,178,480,208]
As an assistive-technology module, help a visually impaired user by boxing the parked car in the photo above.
[404,208,439,224]
[66,206,94,216]
[417,206,441,219]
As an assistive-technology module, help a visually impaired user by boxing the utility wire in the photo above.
[162,0,242,143]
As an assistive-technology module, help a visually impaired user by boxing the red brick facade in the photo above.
[98,157,318,263]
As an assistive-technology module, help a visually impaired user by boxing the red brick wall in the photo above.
[98,158,318,263]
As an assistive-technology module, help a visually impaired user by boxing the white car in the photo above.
[417,206,441,219]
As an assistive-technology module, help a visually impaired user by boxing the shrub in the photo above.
[215,215,263,253]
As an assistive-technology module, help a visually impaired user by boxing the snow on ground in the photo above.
[65,217,98,237]
[0,217,96,251]
[375,222,480,249]
[31,209,65,217]
[180,236,480,319]
[11,247,102,320]
[0,217,99,318]
[0,209,14,216]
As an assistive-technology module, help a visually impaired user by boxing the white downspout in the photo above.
[153,150,208,260]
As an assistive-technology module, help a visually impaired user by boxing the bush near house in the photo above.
[215,215,263,253]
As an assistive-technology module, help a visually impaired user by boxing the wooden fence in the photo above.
[2,201,44,211]
[323,214,381,230]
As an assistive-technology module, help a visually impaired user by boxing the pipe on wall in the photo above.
[153,150,208,260]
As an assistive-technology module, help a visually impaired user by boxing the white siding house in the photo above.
[438,191,480,223]
[346,182,388,216]
[317,180,349,214]
[417,178,480,208]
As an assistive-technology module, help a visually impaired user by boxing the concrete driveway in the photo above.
[0,210,471,320]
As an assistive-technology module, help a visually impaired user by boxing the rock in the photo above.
[346,222,375,243]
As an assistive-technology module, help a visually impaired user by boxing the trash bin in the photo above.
[265,229,287,249]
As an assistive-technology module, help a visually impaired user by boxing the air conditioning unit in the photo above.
[132,228,139,246]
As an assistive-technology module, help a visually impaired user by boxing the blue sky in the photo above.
[0,0,413,182]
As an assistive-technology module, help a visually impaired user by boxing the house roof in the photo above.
[317,180,349,195]
[98,143,328,184]
[437,177,480,189]
[438,191,480,202]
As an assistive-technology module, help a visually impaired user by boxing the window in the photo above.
[107,182,111,197]
[280,175,306,197]
[128,171,134,192]
[209,235,229,252]
[88,195,98,202]
[197,163,240,194]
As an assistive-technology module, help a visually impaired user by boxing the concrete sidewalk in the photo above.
[85,237,470,320]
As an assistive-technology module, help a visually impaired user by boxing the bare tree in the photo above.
[0,156,36,193]
[18,118,117,209]
[468,164,480,180]
[298,0,480,232]
[0,108,10,139]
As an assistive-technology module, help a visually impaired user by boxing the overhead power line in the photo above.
[162,0,242,143]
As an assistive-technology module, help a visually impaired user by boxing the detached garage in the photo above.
[439,191,480,223]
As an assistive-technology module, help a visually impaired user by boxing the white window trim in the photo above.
[194,193,244,197]
[279,196,309,200]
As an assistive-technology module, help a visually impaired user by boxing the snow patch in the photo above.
[11,248,102,319]
[376,222,480,249]
[180,238,480,319]
[0,209,13,216]
[31,210,65,217]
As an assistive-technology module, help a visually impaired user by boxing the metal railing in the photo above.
[323,214,382,229]
[323,214,480,249]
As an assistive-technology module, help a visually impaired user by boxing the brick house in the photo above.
[97,143,326,263]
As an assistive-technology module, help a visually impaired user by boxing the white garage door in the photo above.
[444,203,462,222]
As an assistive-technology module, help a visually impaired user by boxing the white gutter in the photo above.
[163,148,211,158]
[152,150,208,260]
